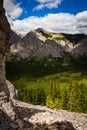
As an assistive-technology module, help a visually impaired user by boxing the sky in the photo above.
[4,0,87,35]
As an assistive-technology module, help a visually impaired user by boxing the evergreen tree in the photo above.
[68,82,79,112]
[61,88,69,110]
[46,95,55,109]
[36,88,46,105]
[77,83,87,113]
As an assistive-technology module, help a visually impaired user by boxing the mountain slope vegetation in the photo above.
[6,54,87,113]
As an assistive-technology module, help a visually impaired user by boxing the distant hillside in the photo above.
[35,28,87,44]
[9,30,21,45]
[72,38,87,55]
[61,33,87,45]
[10,28,87,58]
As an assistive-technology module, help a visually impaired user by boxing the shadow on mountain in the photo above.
[62,33,87,44]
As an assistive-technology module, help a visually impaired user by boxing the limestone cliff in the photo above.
[0,0,10,84]
[0,1,87,130]
[10,29,73,58]
[10,28,87,59]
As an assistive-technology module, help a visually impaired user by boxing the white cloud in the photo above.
[34,0,62,10]
[76,11,87,34]
[10,11,87,35]
[4,0,23,20]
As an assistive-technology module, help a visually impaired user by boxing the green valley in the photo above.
[6,54,87,113]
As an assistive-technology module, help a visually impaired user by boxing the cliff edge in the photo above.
[0,81,87,130]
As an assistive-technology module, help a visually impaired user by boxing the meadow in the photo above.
[6,54,87,113]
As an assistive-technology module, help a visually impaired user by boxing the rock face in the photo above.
[10,28,87,58]
[0,0,10,84]
[9,30,21,45]
[72,38,87,55]
[10,28,73,58]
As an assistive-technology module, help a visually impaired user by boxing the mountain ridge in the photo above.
[10,28,87,58]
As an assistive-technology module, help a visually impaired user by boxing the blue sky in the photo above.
[18,0,87,18]
[4,0,87,35]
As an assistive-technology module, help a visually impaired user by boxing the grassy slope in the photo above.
[6,56,87,94]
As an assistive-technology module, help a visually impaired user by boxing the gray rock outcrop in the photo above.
[10,28,87,58]
[0,0,10,84]
[10,29,74,58]
[72,38,87,55]
[10,28,87,59]
[9,30,21,45]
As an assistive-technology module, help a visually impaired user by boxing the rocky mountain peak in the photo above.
[10,29,75,58]
[27,29,46,42]
[10,29,87,59]
[35,28,48,33]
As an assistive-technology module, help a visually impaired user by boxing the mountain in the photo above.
[72,38,87,55]
[61,33,87,45]
[10,28,87,58]
[9,30,22,45]
[10,28,72,58]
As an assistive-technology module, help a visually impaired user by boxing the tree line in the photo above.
[18,81,87,113]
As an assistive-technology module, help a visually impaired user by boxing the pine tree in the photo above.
[36,88,46,105]
[46,95,55,109]
[68,82,79,112]
[61,88,69,110]
[77,83,87,113]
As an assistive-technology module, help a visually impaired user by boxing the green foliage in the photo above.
[53,37,67,41]
[61,88,69,110]
[68,82,87,113]
[6,55,87,113]
[46,95,55,109]
[68,82,79,112]
[40,31,52,38]
[46,96,61,109]
[18,87,46,105]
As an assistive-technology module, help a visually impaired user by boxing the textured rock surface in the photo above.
[9,30,21,45]
[72,38,87,55]
[10,29,73,58]
[0,0,10,84]
[0,81,87,130]
[10,28,87,59]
